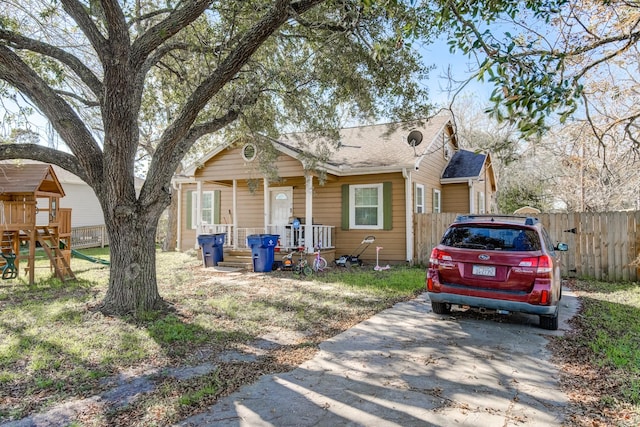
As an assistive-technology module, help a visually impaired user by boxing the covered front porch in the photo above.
[197,223,335,252]
[177,172,336,254]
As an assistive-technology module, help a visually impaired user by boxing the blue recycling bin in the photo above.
[198,233,226,267]
[247,234,279,272]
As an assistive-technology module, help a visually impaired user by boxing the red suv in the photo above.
[426,215,568,330]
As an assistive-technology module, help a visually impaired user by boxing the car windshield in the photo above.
[441,226,541,251]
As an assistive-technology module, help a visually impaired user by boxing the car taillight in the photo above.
[518,255,552,276]
[540,289,550,304]
[429,248,452,266]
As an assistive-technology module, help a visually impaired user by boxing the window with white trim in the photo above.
[478,191,485,214]
[415,184,425,213]
[433,189,441,213]
[191,191,215,229]
[242,143,257,161]
[350,184,383,229]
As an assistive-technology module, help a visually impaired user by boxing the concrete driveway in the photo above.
[178,287,580,427]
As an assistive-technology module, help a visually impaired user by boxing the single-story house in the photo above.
[173,110,497,264]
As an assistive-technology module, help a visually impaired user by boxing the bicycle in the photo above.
[282,248,312,276]
[312,244,328,272]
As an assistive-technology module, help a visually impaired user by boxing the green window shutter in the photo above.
[341,184,350,230]
[213,190,221,224]
[186,191,193,229]
[383,181,392,230]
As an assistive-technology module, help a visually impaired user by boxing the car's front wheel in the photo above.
[431,301,451,314]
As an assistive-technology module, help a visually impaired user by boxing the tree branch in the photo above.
[0,144,87,182]
[140,108,241,209]
[128,8,174,29]
[160,0,322,152]
[185,111,241,145]
[59,0,107,62]
[131,0,213,70]
[0,46,104,184]
[102,0,129,49]
[0,29,103,100]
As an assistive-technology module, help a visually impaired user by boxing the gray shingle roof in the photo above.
[441,149,486,179]
[277,111,453,172]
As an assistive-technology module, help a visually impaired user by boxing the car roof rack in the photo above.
[454,214,540,225]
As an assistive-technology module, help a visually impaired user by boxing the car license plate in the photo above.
[473,265,496,276]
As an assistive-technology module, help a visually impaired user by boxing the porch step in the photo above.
[216,261,253,269]
[219,249,253,270]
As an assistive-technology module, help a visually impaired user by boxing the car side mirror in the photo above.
[555,243,569,251]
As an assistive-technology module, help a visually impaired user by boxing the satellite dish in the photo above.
[407,130,423,147]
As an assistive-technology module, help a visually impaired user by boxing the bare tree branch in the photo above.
[0,45,104,183]
[102,0,129,49]
[59,0,107,61]
[130,0,213,70]
[0,29,103,99]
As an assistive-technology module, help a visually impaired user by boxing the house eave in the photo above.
[440,176,479,184]
[183,145,228,176]
[322,164,412,176]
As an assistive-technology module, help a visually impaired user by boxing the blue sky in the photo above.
[418,35,495,109]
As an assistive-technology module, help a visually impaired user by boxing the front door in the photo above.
[269,187,293,226]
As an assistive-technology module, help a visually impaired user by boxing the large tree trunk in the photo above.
[100,207,166,315]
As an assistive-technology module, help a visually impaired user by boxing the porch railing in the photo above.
[199,224,335,251]
[71,225,109,249]
[266,224,334,251]
[198,224,235,247]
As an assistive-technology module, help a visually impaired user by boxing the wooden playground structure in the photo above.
[0,163,75,284]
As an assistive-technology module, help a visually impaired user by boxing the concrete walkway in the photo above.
[178,289,579,427]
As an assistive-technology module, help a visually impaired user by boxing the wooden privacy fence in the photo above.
[414,211,640,282]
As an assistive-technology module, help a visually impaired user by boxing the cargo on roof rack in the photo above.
[453,214,540,225]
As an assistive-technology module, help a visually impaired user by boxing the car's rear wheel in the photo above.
[431,301,451,314]
[539,313,558,330]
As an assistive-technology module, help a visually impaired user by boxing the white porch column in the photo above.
[263,178,269,232]
[195,180,202,248]
[305,174,313,253]
[176,182,183,251]
[232,179,238,248]
[403,168,414,263]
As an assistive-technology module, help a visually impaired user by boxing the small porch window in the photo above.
[415,184,425,213]
[433,189,441,213]
[187,190,220,229]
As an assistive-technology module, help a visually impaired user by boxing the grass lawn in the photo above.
[548,279,640,426]
[0,249,638,426]
[0,248,425,426]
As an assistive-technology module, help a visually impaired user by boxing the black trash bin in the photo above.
[247,234,279,272]
[198,233,226,267]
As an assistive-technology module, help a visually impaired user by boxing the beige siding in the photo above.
[441,183,469,213]
[180,172,409,263]
[480,164,496,213]
[316,173,407,263]
[195,147,305,182]
[181,183,197,249]
[412,130,457,213]
[180,182,250,249]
